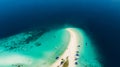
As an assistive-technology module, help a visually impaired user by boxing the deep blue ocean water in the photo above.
[0,0,120,67]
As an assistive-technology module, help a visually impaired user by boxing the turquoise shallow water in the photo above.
[0,28,70,67]
[76,28,102,67]
[0,27,102,67]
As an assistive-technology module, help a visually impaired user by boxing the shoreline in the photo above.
[51,28,81,67]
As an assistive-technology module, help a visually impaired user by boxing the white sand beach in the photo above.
[51,28,81,67]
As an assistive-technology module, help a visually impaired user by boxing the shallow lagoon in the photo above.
[0,27,102,67]
[0,28,70,67]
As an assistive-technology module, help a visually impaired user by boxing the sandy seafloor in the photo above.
[0,0,120,67]
[0,28,70,67]
[0,27,102,67]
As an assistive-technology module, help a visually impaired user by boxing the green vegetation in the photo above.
[63,59,69,67]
